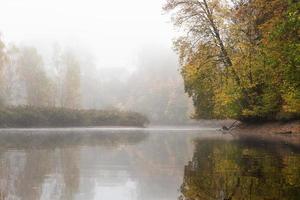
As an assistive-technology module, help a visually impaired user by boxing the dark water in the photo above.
[0,128,299,200]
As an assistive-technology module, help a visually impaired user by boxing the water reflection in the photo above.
[180,135,300,200]
[0,128,210,200]
[1,129,299,200]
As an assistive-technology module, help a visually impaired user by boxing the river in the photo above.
[0,127,299,200]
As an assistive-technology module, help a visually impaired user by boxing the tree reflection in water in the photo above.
[180,136,300,200]
[0,130,149,200]
[0,128,199,200]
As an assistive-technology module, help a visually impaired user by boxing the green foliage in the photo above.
[165,0,300,122]
[0,106,149,127]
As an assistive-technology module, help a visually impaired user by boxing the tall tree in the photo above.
[0,36,8,105]
[164,0,300,121]
[163,0,241,80]
[62,51,81,109]
[51,43,67,107]
[164,0,245,119]
[2,45,25,105]
[18,47,54,107]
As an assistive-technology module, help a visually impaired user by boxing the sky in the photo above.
[0,0,176,69]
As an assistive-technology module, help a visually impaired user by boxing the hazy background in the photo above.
[0,0,174,68]
[0,0,194,124]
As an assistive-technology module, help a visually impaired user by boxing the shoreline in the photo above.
[230,120,300,146]
[232,120,300,135]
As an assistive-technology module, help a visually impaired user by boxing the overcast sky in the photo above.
[0,0,176,69]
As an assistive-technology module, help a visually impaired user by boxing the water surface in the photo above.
[0,128,299,200]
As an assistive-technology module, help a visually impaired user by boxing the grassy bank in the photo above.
[0,106,149,128]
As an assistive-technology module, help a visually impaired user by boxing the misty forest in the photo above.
[0,42,193,127]
[0,0,299,200]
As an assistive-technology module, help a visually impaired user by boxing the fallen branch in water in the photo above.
[219,120,239,134]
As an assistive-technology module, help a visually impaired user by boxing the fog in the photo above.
[0,0,193,124]
[0,0,175,69]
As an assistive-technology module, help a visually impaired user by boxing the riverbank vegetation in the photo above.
[0,106,149,128]
[164,0,299,122]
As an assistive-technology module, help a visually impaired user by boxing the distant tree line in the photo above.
[0,41,151,127]
[0,42,81,109]
[80,46,194,124]
[0,38,192,125]
[164,0,299,122]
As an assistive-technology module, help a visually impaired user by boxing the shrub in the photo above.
[0,106,149,128]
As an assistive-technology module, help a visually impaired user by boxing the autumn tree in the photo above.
[61,51,81,109]
[51,44,66,107]
[18,47,54,107]
[256,0,300,119]
[164,0,246,119]
[0,36,8,105]
[164,0,300,121]
[2,45,25,105]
